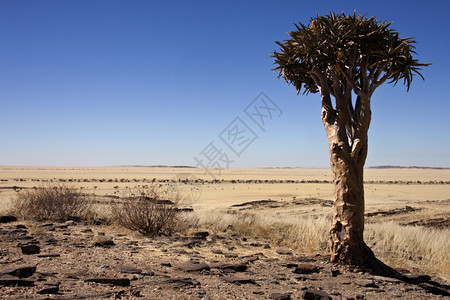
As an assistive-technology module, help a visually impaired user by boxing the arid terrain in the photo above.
[0,166,449,299]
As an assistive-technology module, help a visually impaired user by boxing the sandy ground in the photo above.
[1,166,449,213]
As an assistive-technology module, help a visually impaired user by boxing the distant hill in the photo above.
[369,165,449,170]
[118,165,196,168]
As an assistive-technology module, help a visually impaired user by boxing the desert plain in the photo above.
[0,165,449,299]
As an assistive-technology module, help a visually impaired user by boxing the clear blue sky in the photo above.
[1,0,449,168]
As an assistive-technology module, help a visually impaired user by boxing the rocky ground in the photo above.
[0,216,449,300]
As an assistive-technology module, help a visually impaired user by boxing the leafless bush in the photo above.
[110,185,182,236]
[11,184,90,221]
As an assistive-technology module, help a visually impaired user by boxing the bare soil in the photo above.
[1,218,449,300]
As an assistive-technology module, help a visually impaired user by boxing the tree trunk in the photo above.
[323,110,403,278]
[328,138,368,266]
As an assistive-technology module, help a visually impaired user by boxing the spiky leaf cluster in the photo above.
[272,12,429,95]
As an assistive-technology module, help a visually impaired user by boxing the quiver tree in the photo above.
[272,12,429,274]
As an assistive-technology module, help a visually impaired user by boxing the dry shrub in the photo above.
[111,185,181,236]
[11,184,89,221]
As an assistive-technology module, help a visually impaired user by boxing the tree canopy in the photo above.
[272,12,430,98]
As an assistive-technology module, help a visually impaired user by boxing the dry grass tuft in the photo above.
[11,184,90,222]
[366,222,450,280]
[185,210,450,280]
[185,210,330,254]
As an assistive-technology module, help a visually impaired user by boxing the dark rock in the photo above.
[37,284,60,294]
[211,262,247,272]
[194,231,209,238]
[0,215,17,223]
[15,224,27,229]
[284,263,298,268]
[302,290,332,300]
[249,242,262,247]
[355,279,378,288]
[164,277,200,287]
[0,277,34,287]
[418,282,450,296]
[175,262,210,272]
[161,261,172,267]
[1,266,36,278]
[276,248,292,255]
[81,228,93,233]
[224,276,257,285]
[211,249,223,254]
[223,252,238,258]
[270,292,291,300]
[21,244,40,255]
[42,237,58,245]
[320,266,340,277]
[84,277,130,286]
[117,265,142,274]
[37,253,61,258]
[195,289,207,298]
[293,264,319,274]
[93,237,115,248]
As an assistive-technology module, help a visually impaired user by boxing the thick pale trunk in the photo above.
[321,105,373,269]
[322,108,402,277]
[329,141,368,265]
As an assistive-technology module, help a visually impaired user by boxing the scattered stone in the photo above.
[84,277,130,286]
[81,228,93,233]
[250,242,262,247]
[37,282,60,294]
[193,231,209,238]
[276,248,292,255]
[224,276,257,285]
[93,236,115,248]
[195,289,207,298]
[270,292,291,300]
[293,264,319,274]
[20,244,40,255]
[42,237,58,245]
[0,277,34,287]
[240,253,262,262]
[210,262,247,272]
[37,253,61,258]
[1,266,36,278]
[117,265,142,274]
[320,266,340,277]
[15,224,27,229]
[302,289,332,300]
[175,262,210,272]
[65,270,88,279]
[355,279,378,288]
[223,252,238,258]
[161,261,172,267]
[0,215,17,223]
[164,277,200,287]
[211,249,223,254]
[284,262,299,268]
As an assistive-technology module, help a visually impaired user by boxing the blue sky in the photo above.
[1,0,449,168]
